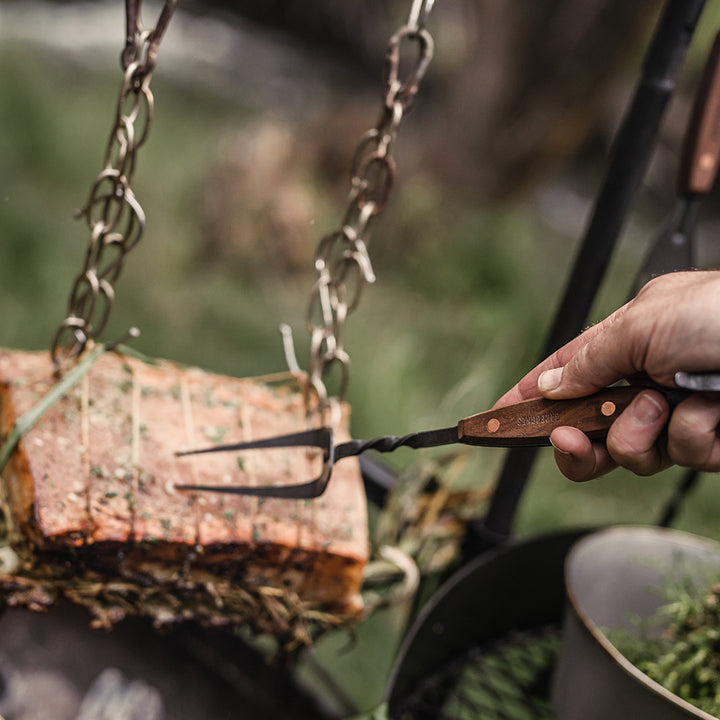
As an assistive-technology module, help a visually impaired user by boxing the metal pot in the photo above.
[553,525,720,720]
[385,528,593,716]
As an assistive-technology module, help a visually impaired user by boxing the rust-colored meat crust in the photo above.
[0,349,368,633]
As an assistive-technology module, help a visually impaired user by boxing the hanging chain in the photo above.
[50,0,178,372]
[294,1,435,425]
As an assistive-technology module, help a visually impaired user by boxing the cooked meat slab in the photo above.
[0,349,368,641]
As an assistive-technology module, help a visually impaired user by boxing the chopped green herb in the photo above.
[609,575,720,716]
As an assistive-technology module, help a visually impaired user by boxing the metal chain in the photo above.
[50,0,178,372]
[296,1,435,424]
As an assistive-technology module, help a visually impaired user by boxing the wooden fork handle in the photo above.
[678,30,720,196]
[457,386,687,447]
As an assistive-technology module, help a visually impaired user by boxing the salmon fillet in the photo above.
[0,348,368,641]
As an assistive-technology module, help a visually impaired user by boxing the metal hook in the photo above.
[105,326,141,353]
[407,0,435,31]
[279,324,302,378]
[121,0,178,76]
[121,0,142,70]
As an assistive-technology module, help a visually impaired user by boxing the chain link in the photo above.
[51,1,177,371]
[122,0,178,76]
[298,3,435,424]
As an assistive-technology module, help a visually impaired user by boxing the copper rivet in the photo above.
[487,418,500,433]
[601,401,616,417]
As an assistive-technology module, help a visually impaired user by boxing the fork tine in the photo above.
[174,428,336,499]
[175,427,331,457]
[175,478,324,498]
[175,448,335,499]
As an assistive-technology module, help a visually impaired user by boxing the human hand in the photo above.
[494,271,720,481]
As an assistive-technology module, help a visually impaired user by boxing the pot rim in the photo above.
[565,525,720,720]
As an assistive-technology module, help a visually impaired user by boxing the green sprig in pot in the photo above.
[553,526,720,720]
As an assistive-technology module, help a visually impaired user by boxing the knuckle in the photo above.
[607,427,643,464]
[667,399,720,469]
[606,404,672,475]
[668,435,714,470]
[607,434,660,476]
[669,411,705,445]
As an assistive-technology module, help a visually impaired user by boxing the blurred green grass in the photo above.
[1,40,716,542]
[3,30,720,713]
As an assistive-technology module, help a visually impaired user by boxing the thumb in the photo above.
[537,364,607,398]
[537,318,637,399]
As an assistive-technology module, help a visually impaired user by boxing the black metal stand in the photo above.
[464,0,708,558]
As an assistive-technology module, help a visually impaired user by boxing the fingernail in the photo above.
[631,392,664,426]
[550,438,572,456]
[538,367,563,394]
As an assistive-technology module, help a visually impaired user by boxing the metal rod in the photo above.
[469,0,707,557]
[658,468,701,527]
